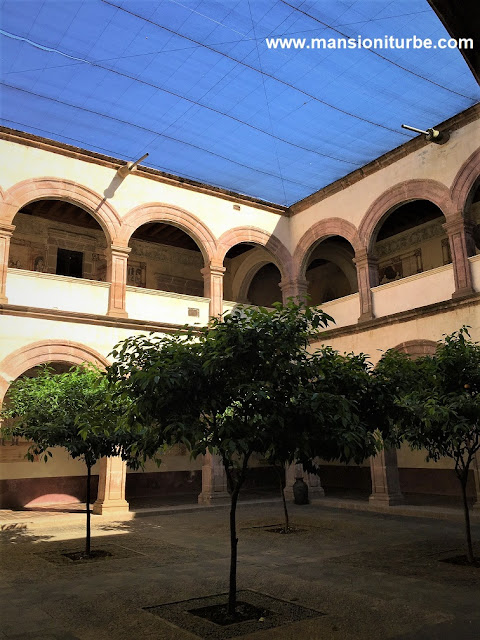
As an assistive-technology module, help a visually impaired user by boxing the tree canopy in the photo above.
[376,328,480,563]
[109,300,385,613]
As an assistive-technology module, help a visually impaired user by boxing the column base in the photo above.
[358,311,375,323]
[106,308,129,318]
[92,499,130,515]
[452,287,475,299]
[198,491,230,506]
[0,296,8,305]
[369,493,404,506]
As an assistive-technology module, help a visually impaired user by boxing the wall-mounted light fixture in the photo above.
[401,124,449,144]
[116,152,150,178]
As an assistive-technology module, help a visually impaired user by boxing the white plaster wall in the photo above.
[316,293,359,329]
[0,139,291,249]
[314,303,479,366]
[290,119,479,247]
[469,255,480,292]
[126,287,209,325]
[6,269,110,315]
[371,264,455,317]
[0,446,99,480]
[0,315,160,367]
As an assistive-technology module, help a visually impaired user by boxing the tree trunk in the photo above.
[86,462,92,556]
[276,465,289,533]
[228,482,241,616]
[459,473,474,563]
[226,454,250,617]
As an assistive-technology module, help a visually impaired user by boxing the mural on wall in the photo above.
[9,238,47,272]
[127,261,147,288]
[379,248,422,284]
[92,253,108,282]
[441,238,452,265]
[33,254,47,272]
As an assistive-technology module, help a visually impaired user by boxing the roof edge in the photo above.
[288,103,480,215]
[0,126,288,216]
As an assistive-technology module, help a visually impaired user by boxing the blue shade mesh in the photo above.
[1,0,478,206]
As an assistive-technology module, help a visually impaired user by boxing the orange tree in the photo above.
[1,365,147,556]
[108,301,384,618]
[375,328,480,564]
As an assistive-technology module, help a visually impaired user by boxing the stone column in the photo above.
[199,263,229,504]
[354,248,378,322]
[198,451,230,505]
[443,216,475,298]
[279,276,308,303]
[0,223,15,304]
[284,461,325,500]
[107,245,131,318]
[369,448,404,506]
[202,262,225,320]
[92,456,129,514]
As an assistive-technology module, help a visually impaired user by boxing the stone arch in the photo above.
[118,203,217,266]
[0,340,109,402]
[450,147,480,215]
[230,248,279,302]
[293,217,361,281]
[0,177,121,246]
[358,180,455,252]
[215,227,293,279]
[308,244,358,291]
[393,339,437,357]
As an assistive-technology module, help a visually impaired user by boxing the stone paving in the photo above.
[1,500,479,639]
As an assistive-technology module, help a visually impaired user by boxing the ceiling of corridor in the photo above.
[1,0,479,206]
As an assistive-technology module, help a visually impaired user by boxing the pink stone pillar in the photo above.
[0,223,15,304]
[279,277,308,303]
[92,456,129,514]
[354,248,378,322]
[199,263,229,504]
[198,451,230,505]
[284,461,324,500]
[369,448,404,506]
[202,263,225,320]
[107,245,131,318]
[443,217,475,298]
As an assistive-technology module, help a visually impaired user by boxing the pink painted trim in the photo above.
[0,340,110,402]
[450,147,480,214]
[215,226,293,279]
[358,179,455,252]
[292,217,361,279]
[0,177,121,246]
[118,202,217,265]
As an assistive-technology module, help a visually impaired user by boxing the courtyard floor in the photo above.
[1,499,479,639]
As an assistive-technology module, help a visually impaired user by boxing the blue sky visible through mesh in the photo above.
[0,0,478,205]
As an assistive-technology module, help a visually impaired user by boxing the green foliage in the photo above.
[367,347,426,449]
[392,327,480,474]
[1,364,135,468]
[109,299,384,481]
[299,347,382,471]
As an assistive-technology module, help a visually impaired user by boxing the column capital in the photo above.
[442,217,473,235]
[110,244,132,257]
[279,277,308,302]
[353,248,378,267]
[201,263,226,278]
[0,222,15,237]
